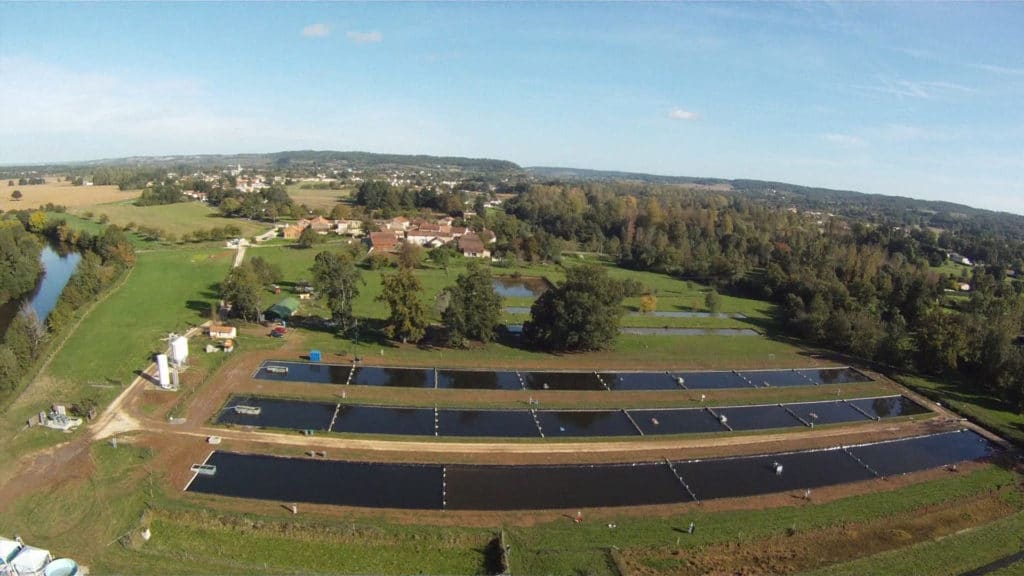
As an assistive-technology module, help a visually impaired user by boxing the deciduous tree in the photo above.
[377,267,427,343]
[442,261,502,346]
[524,264,624,351]
[221,264,262,322]
[311,250,363,333]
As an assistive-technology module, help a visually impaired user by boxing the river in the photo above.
[0,242,82,331]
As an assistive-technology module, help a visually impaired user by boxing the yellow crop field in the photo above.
[0,177,140,212]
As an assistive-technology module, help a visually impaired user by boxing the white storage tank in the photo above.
[170,336,189,365]
[156,354,170,388]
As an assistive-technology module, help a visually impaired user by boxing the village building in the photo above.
[369,231,400,253]
[457,234,491,258]
[309,216,333,233]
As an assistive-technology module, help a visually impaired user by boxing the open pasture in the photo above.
[69,201,267,238]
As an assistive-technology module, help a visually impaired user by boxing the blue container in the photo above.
[309,350,321,362]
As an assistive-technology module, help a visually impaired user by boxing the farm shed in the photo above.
[265,297,300,321]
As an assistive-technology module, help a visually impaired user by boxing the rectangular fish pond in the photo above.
[255,360,352,384]
[214,395,929,438]
[254,362,873,392]
[186,430,998,510]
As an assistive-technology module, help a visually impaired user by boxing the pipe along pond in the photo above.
[186,429,999,510]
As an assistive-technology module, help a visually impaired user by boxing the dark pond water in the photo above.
[848,396,930,419]
[188,452,442,509]
[216,396,335,430]
[0,242,81,330]
[520,371,604,391]
[331,405,435,436]
[445,463,688,510]
[436,370,522,390]
[189,430,997,510]
[715,405,804,431]
[601,372,681,391]
[787,400,870,425]
[254,363,872,392]
[255,361,352,384]
[502,308,744,319]
[668,371,751,389]
[213,395,922,438]
[847,430,996,477]
[492,276,550,298]
[742,370,815,387]
[536,410,639,437]
[350,367,434,388]
[632,408,725,435]
[672,447,877,500]
[438,409,540,438]
[806,368,870,385]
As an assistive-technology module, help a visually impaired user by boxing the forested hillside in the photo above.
[499,181,1024,409]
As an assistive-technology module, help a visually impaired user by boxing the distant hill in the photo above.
[526,166,729,187]
[2,150,521,175]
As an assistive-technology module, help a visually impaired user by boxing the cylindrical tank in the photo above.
[156,354,170,387]
[170,336,189,365]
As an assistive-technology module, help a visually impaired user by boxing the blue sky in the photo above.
[1,2,1022,214]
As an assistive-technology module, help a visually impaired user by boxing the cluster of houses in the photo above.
[275,215,494,258]
[281,216,364,239]
[369,216,495,258]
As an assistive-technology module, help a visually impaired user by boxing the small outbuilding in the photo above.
[208,325,237,339]
[265,297,300,321]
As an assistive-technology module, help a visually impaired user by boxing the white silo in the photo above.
[156,354,170,388]
[170,336,189,365]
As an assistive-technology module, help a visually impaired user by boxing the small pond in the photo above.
[492,276,551,298]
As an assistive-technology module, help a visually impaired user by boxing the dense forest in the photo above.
[0,222,43,305]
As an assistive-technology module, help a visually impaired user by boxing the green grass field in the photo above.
[70,201,267,239]
[1,247,235,453]
[929,258,972,279]
[246,246,774,331]
[44,211,154,247]
[898,374,1024,446]
[301,329,808,370]
[286,182,354,210]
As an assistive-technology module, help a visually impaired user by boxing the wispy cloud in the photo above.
[822,133,866,147]
[876,124,947,142]
[346,30,382,44]
[863,78,975,100]
[668,107,698,121]
[973,63,1024,76]
[302,23,330,38]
